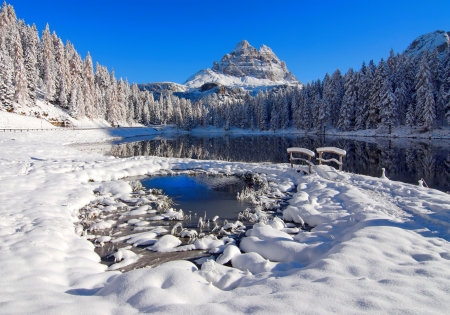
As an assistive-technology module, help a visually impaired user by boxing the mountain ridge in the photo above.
[184,40,300,89]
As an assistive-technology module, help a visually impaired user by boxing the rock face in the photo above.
[404,30,450,57]
[212,40,298,82]
[138,82,187,94]
[184,40,300,89]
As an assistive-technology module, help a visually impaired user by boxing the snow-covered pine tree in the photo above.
[11,23,27,105]
[164,92,173,124]
[174,97,185,129]
[338,68,357,131]
[270,100,279,131]
[0,43,14,110]
[405,54,418,127]
[328,69,344,127]
[142,90,153,125]
[23,24,39,104]
[68,83,82,118]
[258,92,270,130]
[94,63,110,120]
[129,83,141,123]
[442,47,450,126]
[379,76,397,133]
[354,62,372,130]
[0,2,9,29]
[415,53,436,132]
[367,59,389,129]
[318,73,330,132]
[182,98,193,130]
[53,35,69,108]
[436,47,450,126]
[300,83,312,130]
[106,69,119,125]
[40,24,56,102]
[310,79,322,130]
[278,90,289,129]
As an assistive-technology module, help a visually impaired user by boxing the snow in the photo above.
[184,68,300,90]
[405,30,450,57]
[1,112,450,314]
[286,147,315,157]
[316,146,347,156]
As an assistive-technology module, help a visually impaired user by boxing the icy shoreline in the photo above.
[1,120,450,314]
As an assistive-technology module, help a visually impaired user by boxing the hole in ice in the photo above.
[77,172,295,272]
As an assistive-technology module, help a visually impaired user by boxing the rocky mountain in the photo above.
[138,82,187,99]
[184,40,300,89]
[404,30,450,57]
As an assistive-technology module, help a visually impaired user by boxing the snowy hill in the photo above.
[184,40,301,89]
[404,30,450,57]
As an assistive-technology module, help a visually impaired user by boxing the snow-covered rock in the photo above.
[404,30,450,57]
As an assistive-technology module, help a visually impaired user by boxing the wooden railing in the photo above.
[0,126,162,132]
[316,147,346,171]
[287,147,315,173]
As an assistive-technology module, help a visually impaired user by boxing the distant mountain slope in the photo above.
[404,30,450,57]
[184,40,300,89]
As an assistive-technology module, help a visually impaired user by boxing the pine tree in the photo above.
[40,23,55,102]
[367,59,389,129]
[23,24,39,104]
[415,54,436,132]
[442,47,450,125]
[10,24,27,105]
[354,61,373,130]
[328,69,344,127]
[318,73,330,132]
[379,77,397,133]
[270,102,279,131]
[83,52,96,118]
[338,68,357,131]
[0,44,14,110]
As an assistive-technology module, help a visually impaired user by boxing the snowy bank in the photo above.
[0,120,450,314]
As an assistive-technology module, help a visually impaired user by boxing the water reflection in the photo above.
[108,134,450,192]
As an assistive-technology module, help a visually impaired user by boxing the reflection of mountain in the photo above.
[109,135,450,192]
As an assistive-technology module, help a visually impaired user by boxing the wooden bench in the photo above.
[287,147,315,173]
[316,147,346,171]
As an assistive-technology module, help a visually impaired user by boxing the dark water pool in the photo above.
[141,174,250,226]
[93,174,256,271]
[107,134,450,192]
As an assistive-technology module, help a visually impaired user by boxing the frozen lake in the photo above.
[105,134,450,192]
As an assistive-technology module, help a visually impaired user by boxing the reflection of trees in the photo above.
[109,135,450,191]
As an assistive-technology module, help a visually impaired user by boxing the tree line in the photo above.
[0,2,449,133]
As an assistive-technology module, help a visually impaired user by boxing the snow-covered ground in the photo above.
[1,112,450,314]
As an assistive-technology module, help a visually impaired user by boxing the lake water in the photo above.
[141,174,251,225]
[93,173,260,271]
[105,134,450,192]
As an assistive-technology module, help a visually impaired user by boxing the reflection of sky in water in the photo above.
[141,174,250,225]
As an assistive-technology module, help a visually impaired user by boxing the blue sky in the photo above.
[7,0,450,84]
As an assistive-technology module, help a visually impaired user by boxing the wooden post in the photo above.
[318,152,323,165]
[290,152,293,168]
[339,155,343,171]
[308,156,312,173]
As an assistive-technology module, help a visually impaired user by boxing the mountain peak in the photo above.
[404,30,450,57]
[233,40,251,52]
[259,44,274,55]
[185,41,300,89]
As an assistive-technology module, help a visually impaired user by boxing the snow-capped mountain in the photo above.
[404,30,450,57]
[184,40,301,89]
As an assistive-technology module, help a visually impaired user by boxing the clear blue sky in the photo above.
[7,0,450,84]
